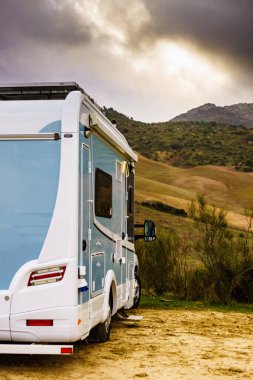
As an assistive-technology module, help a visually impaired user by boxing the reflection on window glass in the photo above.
[95,168,112,218]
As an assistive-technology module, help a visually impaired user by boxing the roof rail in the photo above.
[0,82,102,109]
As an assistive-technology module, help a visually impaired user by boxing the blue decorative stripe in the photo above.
[39,120,61,133]
[0,136,60,289]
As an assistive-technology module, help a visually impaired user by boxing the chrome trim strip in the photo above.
[0,133,60,141]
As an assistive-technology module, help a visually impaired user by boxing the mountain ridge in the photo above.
[170,102,253,128]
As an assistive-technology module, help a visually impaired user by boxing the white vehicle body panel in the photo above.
[0,83,138,354]
[0,344,73,355]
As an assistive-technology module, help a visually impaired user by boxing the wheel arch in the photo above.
[103,270,117,320]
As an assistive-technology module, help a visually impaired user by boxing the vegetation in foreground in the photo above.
[140,294,253,314]
[137,195,253,304]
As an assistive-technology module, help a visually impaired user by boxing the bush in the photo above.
[188,195,253,303]
[137,230,201,300]
[141,200,187,217]
[136,231,179,295]
[137,195,253,303]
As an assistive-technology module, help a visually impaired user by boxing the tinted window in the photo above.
[95,168,112,218]
[127,170,135,242]
[128,185,134,215]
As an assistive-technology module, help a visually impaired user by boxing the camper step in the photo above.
[0,344,73,355]
[117,309,143,321]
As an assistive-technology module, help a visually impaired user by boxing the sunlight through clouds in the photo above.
[161,42,230,89]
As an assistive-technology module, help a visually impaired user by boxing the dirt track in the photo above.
[1,308,253,380]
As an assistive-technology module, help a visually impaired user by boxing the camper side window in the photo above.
[128,185,134,215]
[95,168,112,218]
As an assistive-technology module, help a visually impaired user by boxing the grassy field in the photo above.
[135,154,253,231]
[140,294,253,314]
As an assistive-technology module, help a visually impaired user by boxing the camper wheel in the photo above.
[131,274,141,309]
[98,289,113,342]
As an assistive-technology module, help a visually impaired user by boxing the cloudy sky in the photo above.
[0,0,252,121]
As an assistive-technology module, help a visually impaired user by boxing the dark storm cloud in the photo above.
[2,0,252,71]
[0,0,92,50]
[142,0,253,72]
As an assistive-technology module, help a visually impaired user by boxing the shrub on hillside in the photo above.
[136,229,202,300]
[141,200,187,217]
[136,231,179,295]
[137,195,253,303]
[230,213,253,302]
[188,195,253,303]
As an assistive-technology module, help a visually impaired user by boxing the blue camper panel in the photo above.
[91,252,105,295]
[0,139,60,289]
[91,134,127,287]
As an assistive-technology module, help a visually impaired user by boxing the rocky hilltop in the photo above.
[170,103,253,128]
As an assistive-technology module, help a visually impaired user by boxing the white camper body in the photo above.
[0,83,144,354]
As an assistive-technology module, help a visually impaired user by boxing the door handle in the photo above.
[82,240,87,251]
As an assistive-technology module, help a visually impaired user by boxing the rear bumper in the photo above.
[0,343,73,355]
[0,305,88,343]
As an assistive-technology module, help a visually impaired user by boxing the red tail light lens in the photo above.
[28,266,66,286]
[26,319,53,326]
[61,347,73,354]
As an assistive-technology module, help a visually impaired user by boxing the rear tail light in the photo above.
[28,266,66,286]
[61,347,73,354]
[26,319,53,326]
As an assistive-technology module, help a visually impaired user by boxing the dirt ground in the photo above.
[1,308,253,380]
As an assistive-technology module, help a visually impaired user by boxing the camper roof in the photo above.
[0,82,101,108]
[0,83,138,162]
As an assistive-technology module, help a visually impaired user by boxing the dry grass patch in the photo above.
[136,155,253,230]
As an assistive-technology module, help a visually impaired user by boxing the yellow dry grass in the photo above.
[135,154,253,231]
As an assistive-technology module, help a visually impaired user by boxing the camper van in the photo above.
[0,83,155,355]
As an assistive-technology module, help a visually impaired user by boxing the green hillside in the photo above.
[104,108,253,231]
[105,108,253,302]
[105,108,253,172]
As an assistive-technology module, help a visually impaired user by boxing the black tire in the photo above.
[98,306,111,342]
[98,291,113,342]
[131,274,141,309]
[88,290,113,343]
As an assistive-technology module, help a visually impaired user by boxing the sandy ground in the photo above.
[1,308,253,380]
